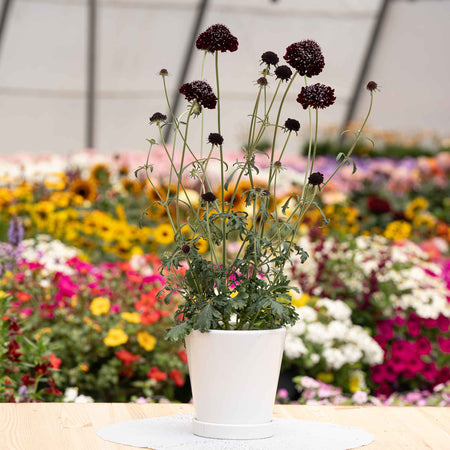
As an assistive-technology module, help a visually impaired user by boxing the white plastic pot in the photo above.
[185,327,286,440]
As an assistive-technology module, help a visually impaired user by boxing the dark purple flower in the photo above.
[284,40,325,77]
[8,216,24,247]
[179,80,217,109]
[297,83,336,110]
[257,77,268,86]
[149,112,167,123]
[366,81,378,92]
[208,133,224,146]
[201,192,217,203]
[196,24,238,53]
[308,172,324,186]
[181,244,191,254]
[284,118,300,133]
[261,51,279,66]
[159,68,168,76]
[274,65,292,81]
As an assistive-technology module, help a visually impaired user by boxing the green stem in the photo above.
[215,51,226,268]
[322,92,374,189]
[200,51,207,159]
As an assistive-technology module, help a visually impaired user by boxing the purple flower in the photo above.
[196,24,239,53]
[8,216,24,247]
[284,40,325,77]
[179,80,217,109]
[297,84,336,110]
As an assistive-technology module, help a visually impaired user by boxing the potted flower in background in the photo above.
[139,23,377,439]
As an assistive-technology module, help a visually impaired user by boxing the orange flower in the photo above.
[44,353,62,370]
[140,310,160,325]
[17,292,31,303]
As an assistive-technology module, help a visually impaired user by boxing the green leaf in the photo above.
[336,152,345,163]
[165,322,191,342]
[195,303,219,331]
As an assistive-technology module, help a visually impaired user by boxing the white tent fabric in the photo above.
[0,0,448,155]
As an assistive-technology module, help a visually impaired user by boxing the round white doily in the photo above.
[96,414,375,449]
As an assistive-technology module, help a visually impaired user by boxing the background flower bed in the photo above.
[1,147,449,403]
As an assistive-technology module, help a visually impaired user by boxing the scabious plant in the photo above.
[140,24,377,341]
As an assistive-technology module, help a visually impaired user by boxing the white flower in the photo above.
[74,395,94,403]
[352,391,368,405]
[63,387,79,402]
[297,305,317,323]
[284,335,307,359]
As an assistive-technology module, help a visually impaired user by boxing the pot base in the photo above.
[192,418,274,440]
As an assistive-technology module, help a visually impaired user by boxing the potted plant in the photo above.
[139,23,377,439]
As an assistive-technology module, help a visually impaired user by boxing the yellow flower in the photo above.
[349,374,361,393]
[154,223,175,245]
[137,331,156,351]
[195,237,208,254]
[405,197,429,220]
[413,212,436,229]
[230,291,238,298]
[89,163,110,185]
[384,220,412,241]
[69,178,98,202]
[121,312,141,323]
[79,363,89,372]
[104,328,128,347]
[317,372,334,384]
[291,293,310,308]
[90,297,111,315]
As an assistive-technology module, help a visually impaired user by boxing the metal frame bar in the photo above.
[340,0,391,139]
[163,0,209,143]
[86,0,97,148]
[0,0,13,58]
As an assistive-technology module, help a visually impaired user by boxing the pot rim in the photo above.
[188,327,286,336]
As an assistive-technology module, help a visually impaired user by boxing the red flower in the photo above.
[170,369,185,387]
[147,366,168,382]
[177,349,188,364]
[44,353,62,370]
[20,374,36,386]
[436,367,450,385]
[7,320,21,336]
[115,349,141,366]
[34,361,52,376]
[407,357,425,374]
[44,378,62,396]
[367,195,391,214]
[387,356,407,374]
[7,339,23,362]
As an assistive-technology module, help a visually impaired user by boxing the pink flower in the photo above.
[405,392,422,403]
[438,336,450,353]
[406,315,421,337]
[111,304,121,313]
[388,355,407,374]
[375,383,392,398]
[377,320,393,340]
[20,307,34,318]
[437,315,449,333]
[371,364,386,384]
[391,340,415,360]
[415,336,432,355]
[407,357,425,374]
[422,318,437,329]
[422,362,438,382]
[393,315,405,327]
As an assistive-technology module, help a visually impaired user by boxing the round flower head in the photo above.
[159,68,168,76]
[208,133,224,146]
[196,24,239,53]
[284,118,300,133]
[261,51,279,66]
[149,112,167,123]
[181,244,191,254]
[284,40,325,77]
[366,81,378,92]
[179,80,217,109]
[275,65,292,81]
[308,172,324,186]
[297,83,336,110]
[257,77,268,86]
[201,192,217,203]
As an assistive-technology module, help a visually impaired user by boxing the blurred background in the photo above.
[0,0,449,155]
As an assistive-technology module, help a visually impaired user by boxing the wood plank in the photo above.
[0,404,449,450]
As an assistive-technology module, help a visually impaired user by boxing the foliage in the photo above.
[142,25,376,340]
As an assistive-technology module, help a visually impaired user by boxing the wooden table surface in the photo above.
[0,403,449,449]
